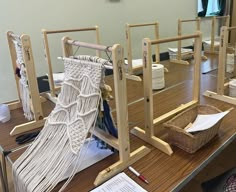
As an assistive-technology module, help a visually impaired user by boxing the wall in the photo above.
[0,0,198,103]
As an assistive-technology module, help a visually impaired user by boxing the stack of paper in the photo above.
[186,111,230,133]
[90,172,147,192]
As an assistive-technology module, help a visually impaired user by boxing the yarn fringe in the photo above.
[13,56,106,192]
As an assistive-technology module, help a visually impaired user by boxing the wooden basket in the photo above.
[163,105,223,153]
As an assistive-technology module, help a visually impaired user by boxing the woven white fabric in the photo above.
[13,56,106,192]
[13,39,34,120]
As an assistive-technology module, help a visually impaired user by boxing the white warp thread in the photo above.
[13,56,106,192]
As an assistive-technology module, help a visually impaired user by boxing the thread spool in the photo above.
[152,64,165,90]
[229,79,236,98]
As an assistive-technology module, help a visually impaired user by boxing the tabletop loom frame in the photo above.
[170,18,207,65]
[131,32,202,155]
[42,26,101,103]
[204,15,230,55]
[6,31,46,136]
[61,37,150,186]
[204,26,236,105]
[125,22,160,81]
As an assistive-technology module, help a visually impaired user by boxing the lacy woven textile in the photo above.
[13,40,34,120]
[13,56,105,192]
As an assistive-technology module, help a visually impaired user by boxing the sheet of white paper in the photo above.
[186,111,230,133]
[46,73,65,83]
[90,172,147,192]
[203,40,220,46]
[124,59,143,68]
[53,72,64,83]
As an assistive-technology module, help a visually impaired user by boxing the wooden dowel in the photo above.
[215,15,229,19]
[128,22,157,28]
[57,56,113,69]
[42,27,97,34]
[181,19,199,23]
[151,33,199,45]
[67,40,113,52]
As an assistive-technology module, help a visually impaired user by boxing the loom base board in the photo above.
[131,127,173,155]
[6,101,21,111]
[94,145,150,186]
[44,92,58,104]
[10,118,46,136]
[169,59,190,65]
[204,50,219,55]
[204,90,236,105]
[125,74,142,81]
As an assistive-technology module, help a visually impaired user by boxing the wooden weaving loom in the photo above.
[125,22,160,81]
[131,32,202,155]
[61,36,150,185]
[42,26,100,103]
[6,31,46,136]
[170,18,207,65]
[204,26,236,105]
[203,15,230,55]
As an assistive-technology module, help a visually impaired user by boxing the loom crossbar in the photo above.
[125,22,159,80]
[131,31,202,155]
[66,40,112,52]
[42,27,98,34]
[170,18,205,65]
[62,36,150,186]
[151,33,200,44]
[42,26,101,102]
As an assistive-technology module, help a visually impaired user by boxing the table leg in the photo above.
[1,153,9,192]
[0,161,6,192]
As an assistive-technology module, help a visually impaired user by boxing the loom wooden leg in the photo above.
[10,118,46,136]
[94,146,150,186]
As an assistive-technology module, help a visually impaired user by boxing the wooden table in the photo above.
[0,56,235,192]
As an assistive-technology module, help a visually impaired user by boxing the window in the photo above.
[198,0,227,17]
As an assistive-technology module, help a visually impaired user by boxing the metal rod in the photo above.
[67,40,113,52]
[151,33,200,45]
[43,27,97,34]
